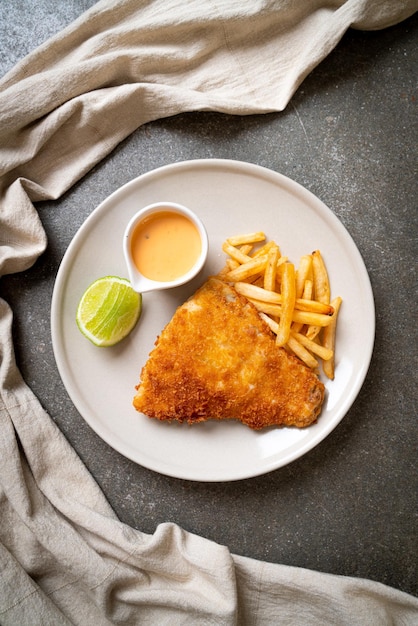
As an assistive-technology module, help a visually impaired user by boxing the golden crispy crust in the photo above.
[133,277,325,429]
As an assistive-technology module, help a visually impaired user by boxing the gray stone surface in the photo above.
[1,2,417,597]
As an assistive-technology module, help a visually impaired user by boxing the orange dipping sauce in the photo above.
[130,211,202,282]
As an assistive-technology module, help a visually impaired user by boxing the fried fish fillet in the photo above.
[133,277,325,429]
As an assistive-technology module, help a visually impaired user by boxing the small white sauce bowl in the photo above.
[123,201,209,293]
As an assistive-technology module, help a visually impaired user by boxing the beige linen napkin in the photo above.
[1,1,417,623]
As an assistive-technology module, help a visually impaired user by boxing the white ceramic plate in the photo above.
[51,159,375,482]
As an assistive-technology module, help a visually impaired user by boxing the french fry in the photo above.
[234,282,281,303]
[227,232,266,246]
[260,313,319,369]
[234,282,333,315]
[295,255,313,298]
[247,299,282,317]
[292,275,314,334]
[259,312,278,334]
[292,310,333,327]
[225,255,268,282]
[222,241,252,265]
[287,335,319,369]
[290,331,333,361]
[249,299,333,327]
[218,257,239,277]
[306,250,330,339]
[239,244,254,256]
[264,245,280,291]
[322,296,342,380]
[275,263,296,347]
[275,255,288,272]
[302,279,313,301]
[295,299,334,315]
[252,240,278,258]
[307,327,322,342]
[219,233,342,376]
[312,250,330,304]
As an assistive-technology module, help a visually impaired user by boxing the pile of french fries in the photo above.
[218,232,342,379]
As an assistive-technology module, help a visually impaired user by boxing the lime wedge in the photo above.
[76,276,142,347]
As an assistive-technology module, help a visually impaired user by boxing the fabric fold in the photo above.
[1,1,417,275]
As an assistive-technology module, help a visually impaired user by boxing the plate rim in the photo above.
[51,158,376,481]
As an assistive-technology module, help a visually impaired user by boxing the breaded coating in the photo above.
[133,277,325,429]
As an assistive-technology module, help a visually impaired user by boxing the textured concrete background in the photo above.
[1,2,417,597]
